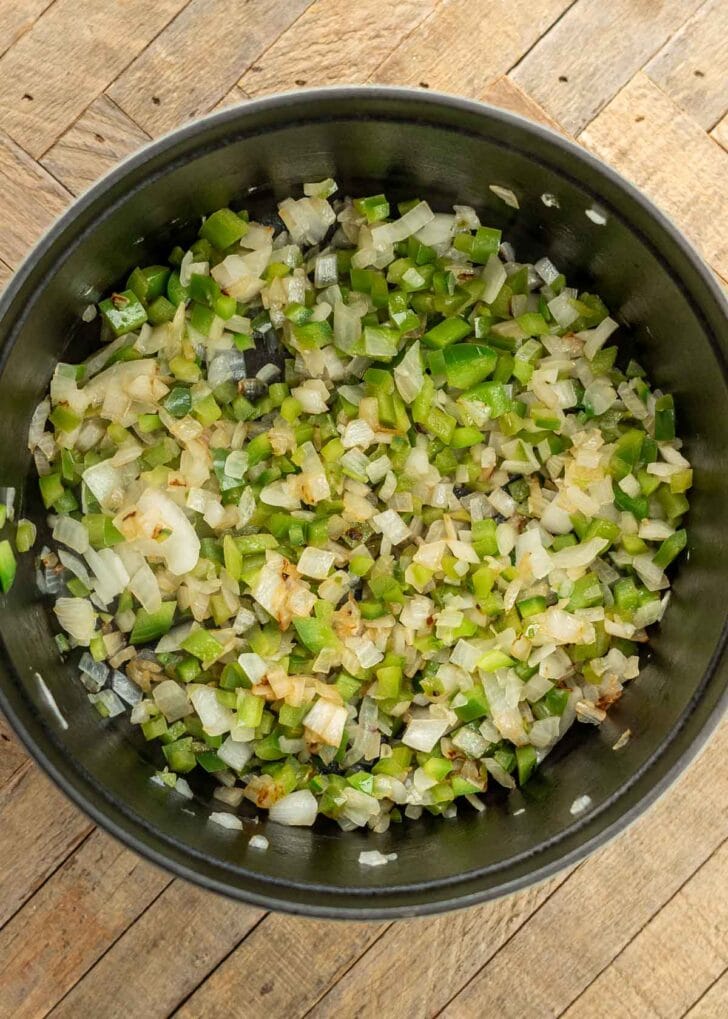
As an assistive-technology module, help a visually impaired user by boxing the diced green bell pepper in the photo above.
[99,289,148,336]
[130,602,176,645]
[422,316,472,349]
[199,208,248,249]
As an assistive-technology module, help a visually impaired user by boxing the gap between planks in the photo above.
[555,834,728,1018]
[0,1,721,1010]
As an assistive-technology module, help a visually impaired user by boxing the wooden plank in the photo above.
[0,0,53,60]
[0,0,190,159]
[511,0,705,136]
[442,717,728,1017]
[0,829,170,1017]
[374,0,571,97]
[42,94,151,197]
[309,870,572,1019]
[109,0,313,136]
[711,112,728,153]
[0,713,27,788]
[0,764,92,928]
[212,86,249,113]
[177,915,387,1018]
[646,0,728,131]
[0,130,70,267]
[50,880,263,1019]
[238,0,437,97]
[0,258,12,292]
[684,969,728,1018]
[481,75,566,134]
[563,839,728,1018]
[0,717,26,786]
[580,73,728,281]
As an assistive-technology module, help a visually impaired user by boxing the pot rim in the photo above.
[0,85,726,919]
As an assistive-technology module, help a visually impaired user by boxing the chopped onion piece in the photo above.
[153,680,192,722]
[304,699,348,747]
[401,717,449,752]
[54,597,95,645]
[359,850,398,867]
[269,789,318,826]
[570,793,593,815]
[53,516,89,554]
[297,546,335,580]
[210,811,243,831]
[489,184,520,209]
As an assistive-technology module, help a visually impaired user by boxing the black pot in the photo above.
[0,88,726,919]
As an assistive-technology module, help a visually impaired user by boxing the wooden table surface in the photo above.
[0,2,727,1016]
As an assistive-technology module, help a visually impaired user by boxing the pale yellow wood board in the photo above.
[563,839,728,1018]
[684,970,728,1018]
[0,0,52,60]
[42,94,151,197]
[311,870,571,1019]
[0,765,93,929]
[177,915,387,1018]
[0,830,170,1017]
[482,75,568,134]
[646,0,728,130]
[511,0,705,135]
[0,131,70,267]
[109,0,314,136]
[443,717,728,1016]
[374,0,571,97]
[710,111,728,153]
[51,880,263,1019]
[0,0,190,158]
[580,73,728,280]
[238,0,438,96]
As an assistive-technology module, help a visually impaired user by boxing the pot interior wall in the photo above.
[0,94,726,914]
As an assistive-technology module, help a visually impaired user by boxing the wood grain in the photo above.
[481,75,567,134]
[511,0,705,135]
[0,131,70,267]
[238,0,438,96]
[0,830,170,1018]
[374,0,572,97]
[311,870,572,1019]
[0,3,725,1015]
[563,839,728,1019]
[42,94,151,197]
[109,0,314,136]
[177,915,387,1018]
[0,258,11,292]
[684,969,728,1018]
[580,72,728,280]
[711,112,728,153]
[50,880,263,1019]
[213,86,250,113]
[0,0,189,158]
[442,718,728,1017]
[0,713,27,787]
[645,0,728,130]
[0,765,92,929]
[0,0,53,60]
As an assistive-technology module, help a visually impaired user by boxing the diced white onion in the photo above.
[304,699,348,747]
[269,789,318,826]
[401,717,449,752]
[210,811,243,831]
[54,597,95,645]
[489,184,520,209]
[153,680,192,722]
[296,546,335,580]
